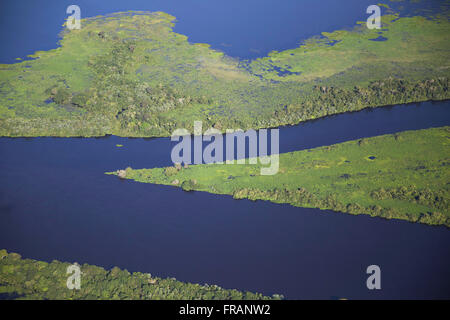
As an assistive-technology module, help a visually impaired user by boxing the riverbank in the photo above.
[0,249,273,300]
[1,100,449,299]
[112,127,450,227]
[0,8,449,138]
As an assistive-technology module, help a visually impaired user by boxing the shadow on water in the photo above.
[0,292,22,300]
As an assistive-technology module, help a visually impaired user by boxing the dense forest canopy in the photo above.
[0,249,274,300]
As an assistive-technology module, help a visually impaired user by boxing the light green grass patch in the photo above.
[111,127,450,227]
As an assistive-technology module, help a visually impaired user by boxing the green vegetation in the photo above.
[247,12,450,84]
[0,249,273,300]
[0,7,449,137]
[110,127,450,227]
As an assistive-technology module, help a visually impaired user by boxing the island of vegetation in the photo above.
[0,4,449,137]
[109,127,450,227]
[0,249,275,300]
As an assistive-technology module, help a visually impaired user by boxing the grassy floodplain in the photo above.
[0,6,449,137]
[0,249,274,300]
[110,127,450,227]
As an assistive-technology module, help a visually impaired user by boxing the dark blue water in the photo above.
[1,0,449,299]
[1,101,449,300]
[0,0,444,63]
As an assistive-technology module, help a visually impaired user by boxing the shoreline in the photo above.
[1,97,449,139]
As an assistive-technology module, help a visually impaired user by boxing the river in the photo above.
[1,0,449,300]
[0,100,449,299]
